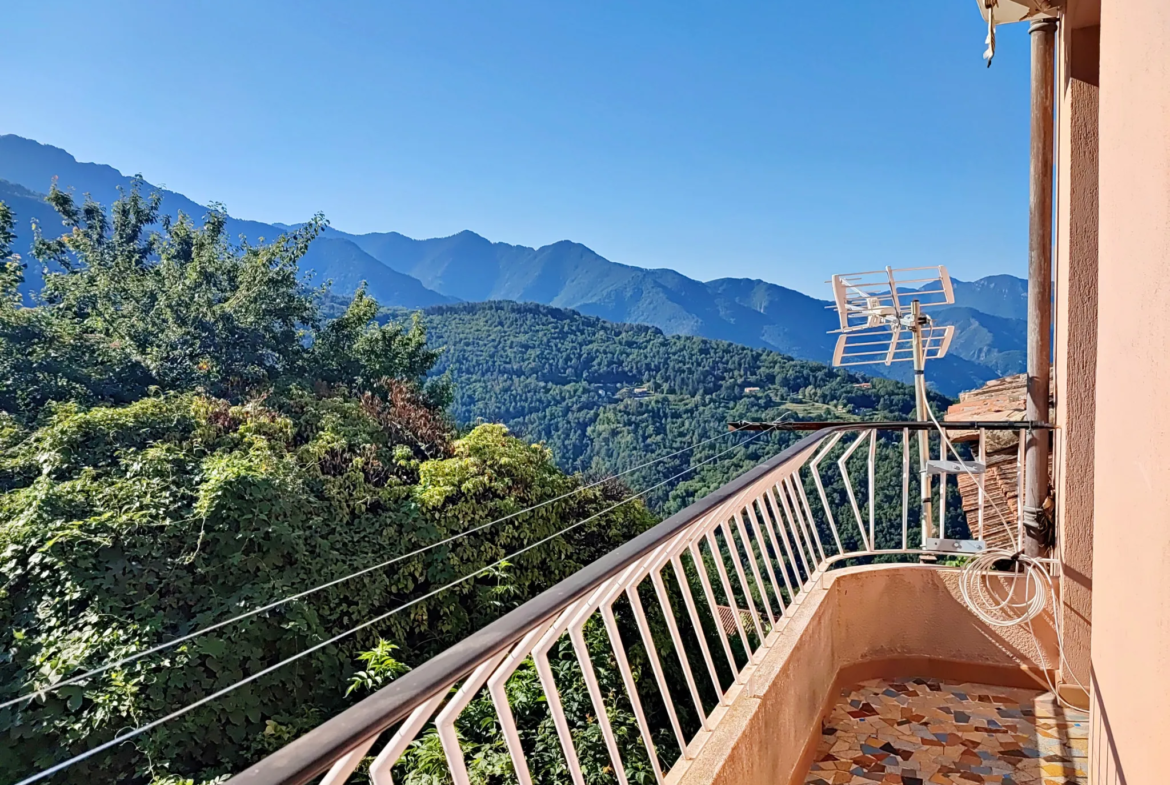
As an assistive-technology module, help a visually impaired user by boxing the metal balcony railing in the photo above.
[226,421,1050,785]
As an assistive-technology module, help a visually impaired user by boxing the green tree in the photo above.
[32,181,321,400]
[0,185,966,785]
[310,285,451,409]
[0,198,148,420]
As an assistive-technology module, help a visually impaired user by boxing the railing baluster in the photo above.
[785,475,824,568]
[368,691,449,785]
[533,591,611,785]
[670,552,726,703]
[978,428,987,540]
[705,530,756,657]
[487,627,547,785]
[868,430,877,551]
[600,583,667,784]
[793,470,827,569]
[743,501,786,617]
[626,571,691,757]
[718,520,766,642]
[902,427,910,550]
[749,498,796,608]
[837,431,872,552]
[922,431,931,548]
[688,540,741,678]
[318,736,378,785]
[437,653,510,785]
[568,589,632,784]
[1017,428,1027,551]
[938,429,947,539]
[650,564,710,729]
[674,490,763,671]
[763,485,807,590]
[809,431,847,555]
[733,510,777,624]
[773,482,814,582]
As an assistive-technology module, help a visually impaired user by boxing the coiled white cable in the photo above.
[958,549,1052,628]
[959,548,1090,709]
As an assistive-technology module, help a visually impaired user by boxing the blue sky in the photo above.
[2,1,1032,296]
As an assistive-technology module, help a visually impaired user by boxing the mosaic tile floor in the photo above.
[802,678,1088,785]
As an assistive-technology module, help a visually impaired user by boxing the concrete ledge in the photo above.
[674,564,1060,785]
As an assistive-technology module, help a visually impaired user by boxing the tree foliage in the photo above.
[31,182,319,401]
[0,188,654,784]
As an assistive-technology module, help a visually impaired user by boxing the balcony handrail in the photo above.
[225,420,1044,785]
[727,419,1055,431]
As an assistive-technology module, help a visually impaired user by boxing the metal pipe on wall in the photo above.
[1025,16,1058,557]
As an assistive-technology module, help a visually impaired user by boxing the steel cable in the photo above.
[12,425,779,785]
[0,428,738,712]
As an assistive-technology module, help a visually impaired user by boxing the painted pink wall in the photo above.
[1090,1,1170,782]
[1054,17,1098,705]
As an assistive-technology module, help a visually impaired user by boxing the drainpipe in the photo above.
[1024,16,1057,558]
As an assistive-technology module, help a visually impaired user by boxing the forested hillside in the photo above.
[397,301,947,514]
[401,300,969,568]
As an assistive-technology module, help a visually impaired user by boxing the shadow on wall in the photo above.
[1090,667,1128,785]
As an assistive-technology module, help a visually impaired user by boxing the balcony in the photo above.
[227,422,1074,785]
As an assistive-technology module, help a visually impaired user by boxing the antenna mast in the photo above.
[910,298,934,536]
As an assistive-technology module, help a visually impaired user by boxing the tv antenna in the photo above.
[827,265,975,551]
[828,265,954,387]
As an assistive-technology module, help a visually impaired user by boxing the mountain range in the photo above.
[0,134,1028,395]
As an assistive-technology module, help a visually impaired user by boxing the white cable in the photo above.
[923,397,1088,710]
[1,428,740,712]
[958,549,1049,627]
[923,400,1019,544]
[957,549,1074,706]
[12,426,779,785]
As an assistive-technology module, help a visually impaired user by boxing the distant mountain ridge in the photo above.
[329,226,841,356]
[326,225,1028,392]
[0,134,1028,395]
[0,135,454,309]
